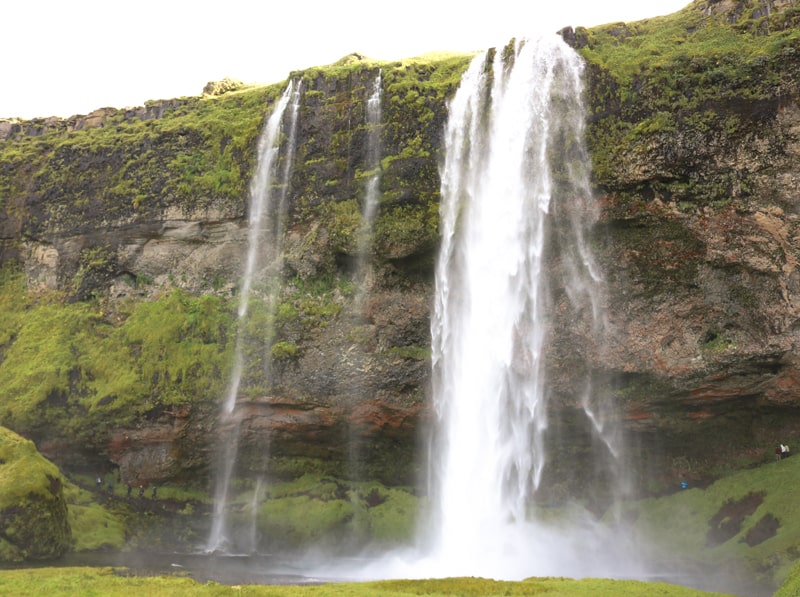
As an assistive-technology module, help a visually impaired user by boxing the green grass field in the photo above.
[0,567,740,597]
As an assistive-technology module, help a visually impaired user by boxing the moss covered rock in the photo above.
[247,474,417,551]
[0,426,71,560]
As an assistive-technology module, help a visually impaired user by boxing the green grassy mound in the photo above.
[0,427,71,560]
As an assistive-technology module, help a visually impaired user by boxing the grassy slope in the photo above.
[626,452,800,592]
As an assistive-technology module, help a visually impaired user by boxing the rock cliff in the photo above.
[0,0,799,518]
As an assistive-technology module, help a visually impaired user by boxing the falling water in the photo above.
[361,70,383,240]
[416,35,633,579]
[353,70,383,307]
[207,80,302,554]
[299,36,650,586]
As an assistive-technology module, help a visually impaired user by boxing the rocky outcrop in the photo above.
[560,0,800,489]
[0,99,191,141]
[0,427,71,561]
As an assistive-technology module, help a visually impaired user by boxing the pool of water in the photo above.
[0,550,349,586]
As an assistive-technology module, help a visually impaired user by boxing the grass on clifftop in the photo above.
[579,1,800,104]
[0,83,275,215]
[578,0,800,201]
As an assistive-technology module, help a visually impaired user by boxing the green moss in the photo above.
[374,203,438,257]
[255,474,418,548]
[62,481,127,551]
[270,341,299,361]
[0,84,279,232]
[775,559,800,597]
[700,329,735,353]
[623,453,800,591]
[259,494,355,547]
[0,427,71,560]
[360,485,418,544]
[579,3,800,204]
[385,345,430,361]
[0,275,233,443]
[0,265,29,347]
[67,504,126,551]
[324,198,362,255]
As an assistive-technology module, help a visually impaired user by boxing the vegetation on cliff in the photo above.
[0,86,270,222]
[0,51,471,555]
[576,0,800,206]
[288,51,469,274]
[0,265,232,452]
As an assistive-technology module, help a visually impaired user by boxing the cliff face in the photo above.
[567,0,800,489]
[0,54,466,490]
[1,2,800,500]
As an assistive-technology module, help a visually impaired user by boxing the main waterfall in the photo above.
[344,35,641,582]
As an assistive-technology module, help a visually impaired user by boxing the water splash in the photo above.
[207,80,302,554]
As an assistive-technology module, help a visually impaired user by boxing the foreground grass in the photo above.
[0,567,735,596]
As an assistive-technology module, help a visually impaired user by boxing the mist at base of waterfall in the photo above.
[297,507,672,586]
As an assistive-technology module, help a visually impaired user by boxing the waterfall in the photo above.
[417,35,634,580]
[361,69,383,240]
[340,70,384,535]
[353,70,383,311]
[206,79,302,554]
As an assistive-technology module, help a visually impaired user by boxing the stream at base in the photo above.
[0,550,764,596]
[0,551,344,586]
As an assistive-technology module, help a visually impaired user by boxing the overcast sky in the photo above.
[2,0,689,120]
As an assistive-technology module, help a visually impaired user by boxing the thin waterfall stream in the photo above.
[353,69,383,313]
[362,69,383,238]
[207,80,302,554]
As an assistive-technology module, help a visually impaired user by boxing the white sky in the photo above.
[2,0,689,120]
